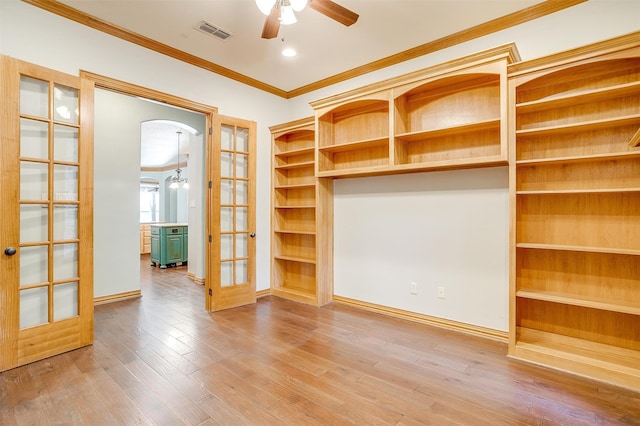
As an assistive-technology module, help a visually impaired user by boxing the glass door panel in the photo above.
[53,282,78,321]
[19,287,49,329]
[209,116,255,311]
[19,246,49,286]
[53,125,78,162]
[20,118,49,159]
[1,56,92,372]
[19,76,48,118]
[20,205,48,243]
[20,161,48,200]
[53,84,79,124]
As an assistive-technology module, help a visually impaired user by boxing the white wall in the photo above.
[2,0,639,329]
[334,168,509,331]
[288,0,639,332]
[93,89,204,298]
[0,0,290,295]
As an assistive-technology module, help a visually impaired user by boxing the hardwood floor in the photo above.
[1,255,639,425]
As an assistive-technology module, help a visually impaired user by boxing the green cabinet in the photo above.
[150,224,188,268]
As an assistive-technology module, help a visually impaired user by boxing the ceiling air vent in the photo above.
[194,20,232,41]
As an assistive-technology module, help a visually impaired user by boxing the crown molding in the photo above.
[23,0,585,99]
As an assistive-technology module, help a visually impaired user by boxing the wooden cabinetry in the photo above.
[150,224,188,269]
[508,32,640,390]
[140,223,151,254]
[311,44,520,178]
[270,118,333,306]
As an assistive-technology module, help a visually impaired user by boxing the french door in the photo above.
[207,115,256,311]
[0,57,93,371]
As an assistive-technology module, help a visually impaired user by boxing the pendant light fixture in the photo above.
[169,131,189,189]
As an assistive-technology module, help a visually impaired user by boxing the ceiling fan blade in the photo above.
[261,7,280,39]
[308,0,359,27]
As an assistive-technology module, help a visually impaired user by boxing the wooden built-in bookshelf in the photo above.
[270,117,333,306]
[311,44,520,178]
[508,32,640,391]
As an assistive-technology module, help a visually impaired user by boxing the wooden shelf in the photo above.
[274,161,315,170]
[516,114,640,137]
[274,146,315,158]
[274,183,316,190]
[273,254,316,265]
[511,328,640,388]
[516,290,640,315]
[515,81,640,114]
[274,205,316,209]
[516,243,640,256]
[274,229,316,236]
[510,39,640,391]
[516,150,640,165]
[270,118,333,307]
[271,285,317,305]
[395,118,500,142]
[318,136,389,153]
[311,45,517,178]
[516,188,640,195]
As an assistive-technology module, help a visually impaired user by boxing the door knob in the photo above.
[250,233,256,238]
[4,247,17,256]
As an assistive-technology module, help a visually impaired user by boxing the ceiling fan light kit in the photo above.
[259,0,358,39]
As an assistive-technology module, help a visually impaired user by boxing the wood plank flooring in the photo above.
[1,255,639,425]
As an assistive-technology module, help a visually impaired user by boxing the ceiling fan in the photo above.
[256,0,359,39]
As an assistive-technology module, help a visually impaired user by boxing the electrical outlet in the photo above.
[410,282,418,295]
[437,286,446,299]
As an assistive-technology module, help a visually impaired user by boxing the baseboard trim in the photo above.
[187,272,205,285]
[332,295,508,342]
[94,290,142,306]
[256,289,271,298]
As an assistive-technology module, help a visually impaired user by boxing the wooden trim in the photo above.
[508,30,640,76]
[333,295,508,342]
[186,272,205,285]
[80,71,218,115]
[94,290,142,306]
[141,161,188,173]
[21,0,287,98]
[22,0,584,99]
[256,289,271,298]
[288,0,585,98]
[310,46,515,111]
[269,116,315,134]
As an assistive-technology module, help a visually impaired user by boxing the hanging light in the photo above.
[169,131,188,189]
[256,0,308,25]
[279,3,297,25]
[255,0,276,15]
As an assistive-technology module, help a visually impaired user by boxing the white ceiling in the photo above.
[51,0,562,168]
[58,0,543,93]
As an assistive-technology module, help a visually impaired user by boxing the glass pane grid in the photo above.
[19,76,82,329]
[219,125,251,288]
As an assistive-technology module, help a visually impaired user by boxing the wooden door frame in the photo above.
[79,71,218,308]
[207,115,257,312]
[0,57,94,371]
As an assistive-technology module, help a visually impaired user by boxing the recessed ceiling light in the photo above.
[282,47,297,57]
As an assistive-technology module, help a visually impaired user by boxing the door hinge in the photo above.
[208,288,212,296]
[208,181,212,189]
[208,235,212,243]
[209,127,213,135]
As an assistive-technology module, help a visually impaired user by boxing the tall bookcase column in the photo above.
[270,118,333,306]
[310,44,520,178]
[508,32,640,391]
